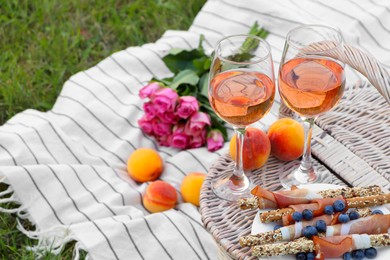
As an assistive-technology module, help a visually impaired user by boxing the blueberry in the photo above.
[306,252,315,260]
[324,205,334,215]
[349,210,360,220]
[302,225,318,239]
[273,224,283,230]
[292,211,303,222]
[372,209,383,215]
[333,200,346,212]
[351,249,365,260]
[338,213,350,223]
[296,252,307,260]
[364,247,377,259]
[302,209,314,220]
[315,219,327,232]
[343,252,351,260]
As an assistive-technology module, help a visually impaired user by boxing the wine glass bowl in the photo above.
[208,35,275,201]
[278,24,345,188]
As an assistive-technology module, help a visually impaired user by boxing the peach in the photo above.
[143,180,178,213]
[127,148,163,183]
[267,118,304,161]
[229,127,271,171]
[180,172,206,207]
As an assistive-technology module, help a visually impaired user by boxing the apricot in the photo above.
[267,118,304,161]
[180,172,206,206]
[127,148,163,183]
[143,180,178,213]
[229,127,271,171]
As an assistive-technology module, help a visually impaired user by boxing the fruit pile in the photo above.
[126,117,306,214]
[127,147,205,213]
[229,117,305,171]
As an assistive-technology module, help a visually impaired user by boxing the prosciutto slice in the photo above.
[282,196,345,225]
[251,186,322,208]
[326,214,390,237]
[280,214,335,240]
[313,234,379,259]
[280,214,389,243]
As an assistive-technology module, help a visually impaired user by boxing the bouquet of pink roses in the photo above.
[138,83,224,151]
[137,23,268,151]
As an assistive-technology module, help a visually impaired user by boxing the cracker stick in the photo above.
[239,185,383,210]
[260,193,390,223]
[252,233,390,258]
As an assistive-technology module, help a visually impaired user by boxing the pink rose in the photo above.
[171,133,189,149]
[139,82,162,99]
[190,128,207,148]
[185,112,211,136]
[158,111,179,124]
[152,119,172,137]
[207,129,224,152]
[171,123,189,149]
[152,88,178,113]
[138,116,154,135]
[156,135,171,147]
[176,96,199,119]
[143,102,157,120]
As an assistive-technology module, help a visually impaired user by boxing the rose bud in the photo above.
[139,82,162,99]
[185,112,211,136]
[176,96,199,119]
[152,88,179,113]
[207,129,224,152]
[138,116,154,135]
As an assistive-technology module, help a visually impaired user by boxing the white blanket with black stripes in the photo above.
[0,0,389,259]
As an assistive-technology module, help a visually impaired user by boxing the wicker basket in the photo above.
[199,44,390,259]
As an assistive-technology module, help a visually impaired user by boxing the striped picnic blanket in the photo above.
[1,0,389,259]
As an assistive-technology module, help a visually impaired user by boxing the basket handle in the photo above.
[341,44,390,104]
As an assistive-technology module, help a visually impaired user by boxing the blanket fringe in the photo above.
[73,241,89,260]
[0,185,19,214]
[21,221,76,257]
[1,177,79,259]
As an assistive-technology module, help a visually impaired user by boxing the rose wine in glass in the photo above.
[278,25,345,188]
[209,35,275,201]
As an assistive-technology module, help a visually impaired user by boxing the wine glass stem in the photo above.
[300,117,315,173]
[233,127,246,181]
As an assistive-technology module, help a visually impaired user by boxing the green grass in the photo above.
[0,0,206,258]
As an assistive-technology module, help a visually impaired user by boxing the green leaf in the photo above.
[168,48,186,55]
[192,56,209,75]
[209,113,228,140]
[150,77,171,86]
[163,48,206,74]
[176,84,198,96]
[169,69,199,90]
[203,57,211,70]
[199,72,209,97]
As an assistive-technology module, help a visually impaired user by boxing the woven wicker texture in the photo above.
[200,44,390,259]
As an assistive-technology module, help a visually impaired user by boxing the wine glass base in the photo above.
[279,160,333,189]
[212,176,252,201]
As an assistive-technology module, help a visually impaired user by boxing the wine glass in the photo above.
[278,24,345,188]
[208,35,275,201]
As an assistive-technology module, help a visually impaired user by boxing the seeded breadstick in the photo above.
[252,237,314,257]
[239,185,383,210]
[239,197,259,210]
[347,194,390,208]
[260,194,390,223]
[317,185,383,198]
[240,208,373,247]
[252,233,390,258]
